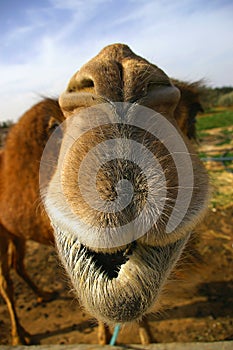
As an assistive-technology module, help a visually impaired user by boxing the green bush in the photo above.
[199,86,233,110]
[218,91,233,107]
[0,120,14,129]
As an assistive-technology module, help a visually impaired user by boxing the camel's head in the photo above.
[41,44,209,323]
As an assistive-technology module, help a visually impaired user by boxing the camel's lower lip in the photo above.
[74,242,159,322]
[55,229,189,323]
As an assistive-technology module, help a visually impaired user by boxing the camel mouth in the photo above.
[82,242,137,280]
[55,230,189,323]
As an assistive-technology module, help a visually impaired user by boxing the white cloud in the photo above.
[0,0,233,122]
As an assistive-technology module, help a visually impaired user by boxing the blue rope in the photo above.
[109,324,121,345]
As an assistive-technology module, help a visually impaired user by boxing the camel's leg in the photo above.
[10,236,56,302]
[0,234,31,345]
[98,321,111,345]
[138,318,152,345]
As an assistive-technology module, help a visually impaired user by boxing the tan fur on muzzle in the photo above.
[43,43,209,323]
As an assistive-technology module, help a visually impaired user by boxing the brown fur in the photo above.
[47,44,209,342]
[0,44,208,345]
[172,80,204,139]
[0,99,64,344]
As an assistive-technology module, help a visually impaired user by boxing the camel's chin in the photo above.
[54,228,190,323]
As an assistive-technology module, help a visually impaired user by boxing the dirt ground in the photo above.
[0,125,233,346]
[0,203,232,345]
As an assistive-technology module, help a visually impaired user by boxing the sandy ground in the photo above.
[0,191,232,345]
[0,123,232,346]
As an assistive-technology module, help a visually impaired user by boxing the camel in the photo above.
[0,99,64,344]
[0,43,209,345]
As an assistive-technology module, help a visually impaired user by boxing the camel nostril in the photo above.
[79,78,95,89]
[67,77,94,93]
[147,80,171,93]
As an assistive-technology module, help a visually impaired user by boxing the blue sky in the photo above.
[0,0,233,122]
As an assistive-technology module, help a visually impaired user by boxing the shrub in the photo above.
[0,120,14,129]
[218,91,233,107]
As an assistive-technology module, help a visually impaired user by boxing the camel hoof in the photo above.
[139,321,152,345]
[98,322,112,345]
[12,330,33,345]
[37,290,57,303]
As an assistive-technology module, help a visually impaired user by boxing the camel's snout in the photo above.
[40,44,210,326]
[59,43,180,119]
[44,99,196,252]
